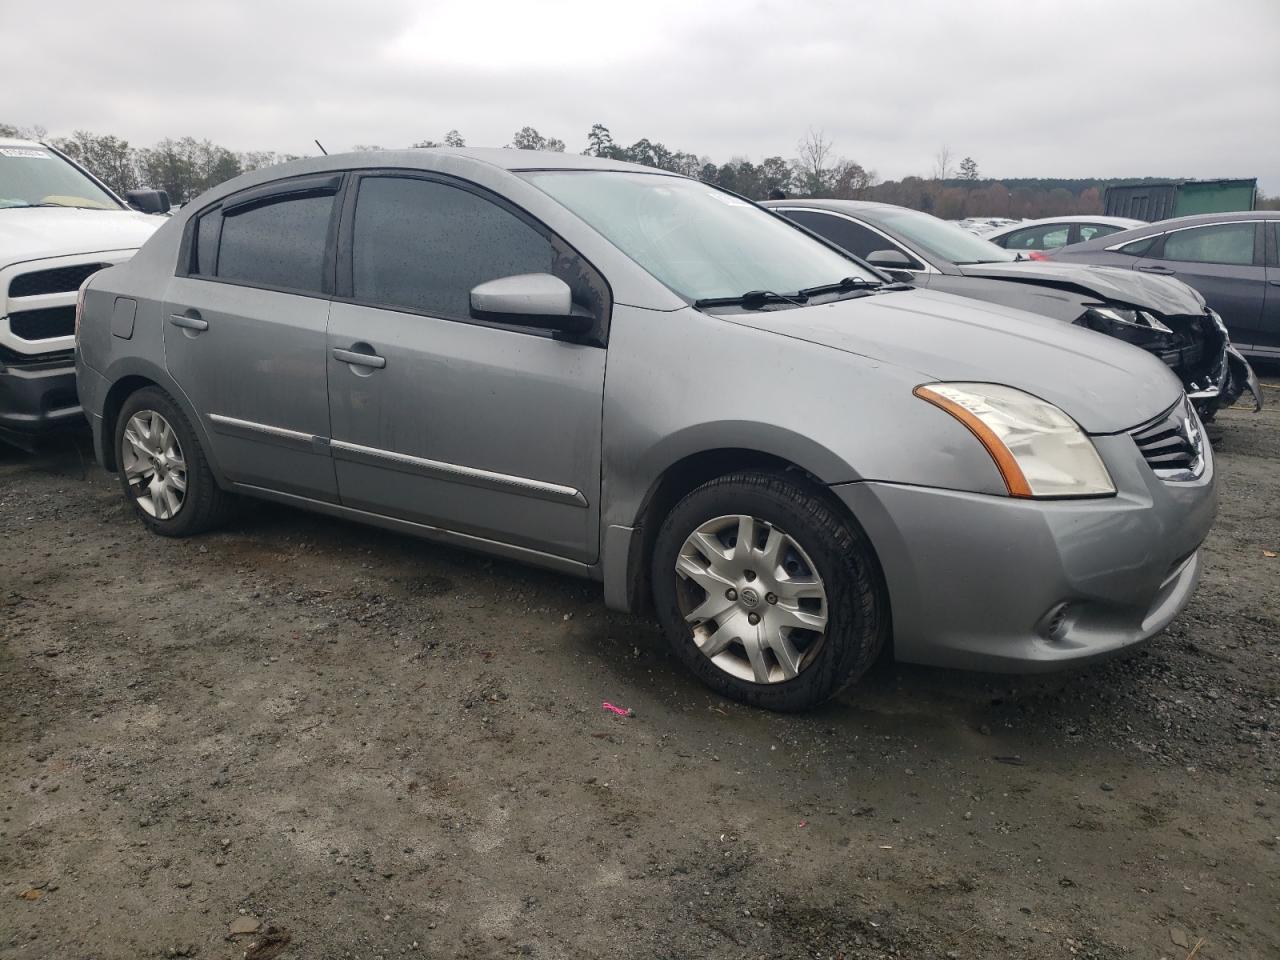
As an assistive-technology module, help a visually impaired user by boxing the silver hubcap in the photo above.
[675,514,829,684]
[121,411,187,520]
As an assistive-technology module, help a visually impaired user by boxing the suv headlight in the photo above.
[914,383,1116,498]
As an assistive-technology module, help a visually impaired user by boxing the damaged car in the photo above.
[767,199,1262,418]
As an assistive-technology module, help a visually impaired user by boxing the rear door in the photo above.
[326,172,607,563]
[1133,220,1266,348]
[1261,220,1280,356]
[163,174,341,499]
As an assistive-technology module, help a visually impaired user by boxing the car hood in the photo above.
[724,288,1183,434]
[956,261,1205,316]
[0,206,162,267]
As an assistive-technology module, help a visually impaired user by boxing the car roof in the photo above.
[323,147,665,176]
[762,198,902,215]
[1065,208,1274,249]
[993,215,1146,229]
[0,137,45,149]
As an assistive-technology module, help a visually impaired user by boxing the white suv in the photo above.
[0,138,164,446]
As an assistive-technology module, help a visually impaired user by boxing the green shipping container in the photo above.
[1173,180,1258,216]
[1104,178,1257,219]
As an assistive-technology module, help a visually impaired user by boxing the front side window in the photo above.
[858,206,1016,265]
[351,177,560,320]
[1117,235,1159,257]
[214,194,334,293]
[522,171,876,301]
[0,146,121,210]
[1002,223,1071,251]
[1160,222,1255,266]
[782,210,925,270]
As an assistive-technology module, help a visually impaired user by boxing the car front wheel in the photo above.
[651,470,887,711]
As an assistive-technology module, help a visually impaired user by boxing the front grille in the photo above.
[8,262,109,298]
[1157,339,1203,369]
[8,306,77,341]
[1131,397,1206,481]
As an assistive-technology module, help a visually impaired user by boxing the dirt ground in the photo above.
[2,382,1278,960]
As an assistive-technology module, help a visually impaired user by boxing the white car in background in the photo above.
[0,138,167,447]
[984,215,1146,258]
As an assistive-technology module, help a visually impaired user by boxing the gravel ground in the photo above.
[1,382,1277,960]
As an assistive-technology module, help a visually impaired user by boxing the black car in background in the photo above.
[1046,211,1279,363]
[766,199,1262,417]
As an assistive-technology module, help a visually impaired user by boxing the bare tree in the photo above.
[795,128,836,195]
[932,144,954,181]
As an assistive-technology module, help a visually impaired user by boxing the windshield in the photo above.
[865,206,1016,265]
[522,170,877,301]
[0,146,122,210]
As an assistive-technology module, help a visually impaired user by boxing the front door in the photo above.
[1133,220,1266,349]
[163,177,341,499]
[326,173,607,563]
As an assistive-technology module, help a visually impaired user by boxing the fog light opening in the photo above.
[1042,602,1073,643]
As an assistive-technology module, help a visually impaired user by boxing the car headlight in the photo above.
[914,383,1116,498]
[1085,305,1172,336]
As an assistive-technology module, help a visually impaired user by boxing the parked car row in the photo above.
[70,148,1232,710]
[765,199,1261,417]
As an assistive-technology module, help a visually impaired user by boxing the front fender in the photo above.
[1227,345,1263,412]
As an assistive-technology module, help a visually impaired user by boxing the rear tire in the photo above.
[115,387,235,537]
[651,470,887,712]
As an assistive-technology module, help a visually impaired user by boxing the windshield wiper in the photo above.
[693,290,809,309]
[798,276,881,298]
[0,202,101,210]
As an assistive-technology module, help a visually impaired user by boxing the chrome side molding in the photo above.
[329,439,588,507]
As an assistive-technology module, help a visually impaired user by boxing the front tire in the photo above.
[651,470,887,712]
[115,387,234,537]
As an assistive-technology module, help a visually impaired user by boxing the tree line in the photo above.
[4,120,1275,214]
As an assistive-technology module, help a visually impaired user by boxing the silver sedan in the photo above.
[75,149,1215,710]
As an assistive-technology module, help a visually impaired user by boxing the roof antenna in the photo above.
[314,139,328,156]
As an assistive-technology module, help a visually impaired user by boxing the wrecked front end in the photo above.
[1079,306,1263,419]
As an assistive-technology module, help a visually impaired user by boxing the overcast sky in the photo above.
[6,0,1278,191]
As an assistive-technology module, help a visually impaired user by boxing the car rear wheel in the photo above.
[115,387,234,537]
[652,470,887,711]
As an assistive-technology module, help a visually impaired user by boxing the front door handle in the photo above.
[1136,265,1174,274]
[1269,279,1280,287]
[169,313,209,331]
[333,347,386,369]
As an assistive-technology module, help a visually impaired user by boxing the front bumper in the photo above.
[0,352,84,444]
[834,431,1216,672]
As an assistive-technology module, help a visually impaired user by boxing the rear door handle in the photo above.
[169,313,208,331]
[332,347,386,369]
[1269,279,1280,287]
[1136,265,1174,274]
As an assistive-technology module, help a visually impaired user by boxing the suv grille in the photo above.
[1131,397,1206,481]
[8,306,77,341]
[8,262,109,298]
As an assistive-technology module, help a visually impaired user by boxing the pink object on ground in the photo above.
[602,701,633,718]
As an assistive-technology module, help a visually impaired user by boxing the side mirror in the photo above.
[866,249,912,269]
[125,189,171,215]
[470,273,594,337]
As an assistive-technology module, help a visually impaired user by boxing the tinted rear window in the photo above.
[215,194,333,293]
